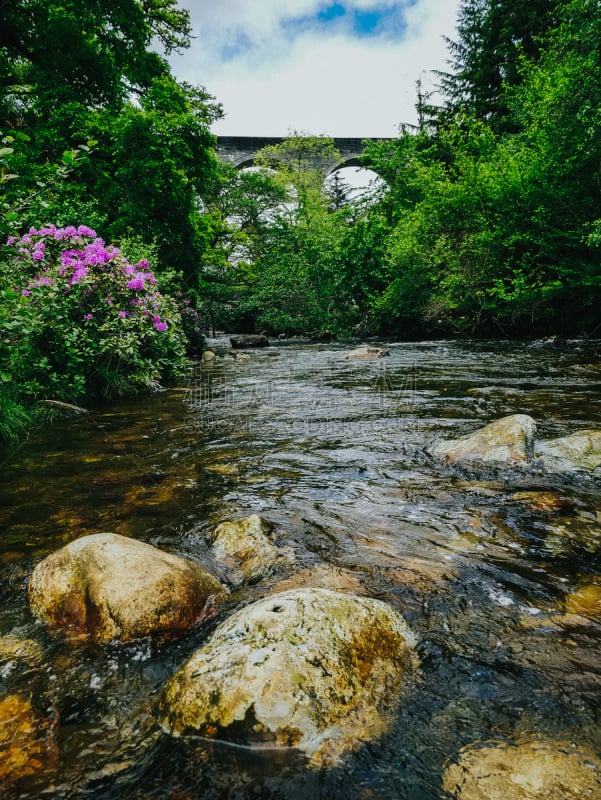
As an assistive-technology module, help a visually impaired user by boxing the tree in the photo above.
[208,134,368,335]
[0,0,190,116]
[503,0,601,328]
[86,76,222,280]
[254,132,341,200]
[439,0,561,129]
[326,171,353,211]
[0,0,222,279]
[196,165,291,332]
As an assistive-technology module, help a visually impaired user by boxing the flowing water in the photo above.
[1,338,600,799]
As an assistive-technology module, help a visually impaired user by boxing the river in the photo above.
[1,337,600,799]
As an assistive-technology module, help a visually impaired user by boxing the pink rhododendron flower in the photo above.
[70,266,89,284]
[126,275,146,291]
[152,315,168,332]
[77,225,96,237]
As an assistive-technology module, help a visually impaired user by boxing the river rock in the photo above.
[208,514,288,586]
[564,579,601,622]
[534,430,601,472]
[431,414,536,467]
[230,334,269,349]
[38,399,89,416]
[158,588,418,766]
[442,736,601,799]
[345,346,390,360]
[508,491,575,515]
[28,533,226,643]
[0,635,44,674]
[201,350,216,363]
[268,564,366,595]
[0,694,58,788]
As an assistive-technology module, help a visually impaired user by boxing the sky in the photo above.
[168,0,460,139]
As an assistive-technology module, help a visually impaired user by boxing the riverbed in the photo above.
[1,338,600,799]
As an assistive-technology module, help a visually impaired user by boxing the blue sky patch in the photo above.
[283,2,411,40]
[317,3,347,23]
[353,7,400,37]
[219,31,254,61]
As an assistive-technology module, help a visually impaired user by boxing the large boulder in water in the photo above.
[534,430,601,472]
[431,414,536,467]
[158,588,418,766]
[230,334,269,349]
[442,736,601,799]
[208,514,289,587]
[28,533,226,643]
[345,345,389,360]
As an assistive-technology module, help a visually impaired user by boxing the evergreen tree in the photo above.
[440,0,561,129]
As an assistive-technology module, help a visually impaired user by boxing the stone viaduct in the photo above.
[215,136,392,176]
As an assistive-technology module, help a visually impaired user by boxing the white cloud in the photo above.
[169,0,459,137]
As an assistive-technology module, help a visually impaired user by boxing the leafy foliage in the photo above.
[358,0,601,336]
[0,0,191,114]
[209,134,377,336]
[0,0,221,280]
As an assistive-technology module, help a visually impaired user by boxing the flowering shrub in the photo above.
[1,224,188,402]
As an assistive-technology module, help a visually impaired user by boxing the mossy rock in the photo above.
[158,588,418,766]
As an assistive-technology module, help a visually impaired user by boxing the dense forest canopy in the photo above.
[1,0,600,440]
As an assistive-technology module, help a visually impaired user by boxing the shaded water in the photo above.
[1,338,600,799]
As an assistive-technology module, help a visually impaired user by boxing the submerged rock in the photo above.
[158,588,418,766]
[208,514,289,586]
[442,736,601,799]
[0,694,58,788]
[230,334,269,349]
[345,346,390,360]
[508,491,575,515]
[534,430,601,472]
[431,414,536,467]
[564,579,601,622]
[0,635,44,669]
[28,533,226,643]
[268,564,366,595]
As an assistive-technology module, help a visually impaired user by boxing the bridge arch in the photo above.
[327,154,364,174]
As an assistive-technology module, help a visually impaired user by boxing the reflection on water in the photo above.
[1,338,600,799]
